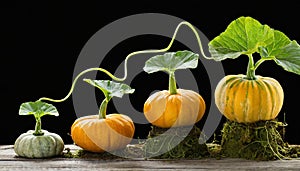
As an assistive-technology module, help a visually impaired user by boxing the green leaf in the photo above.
[19,101,59,118]
[208,16,274,61]
[260,30,291,58]
[143,50,199,74]
[83,79,135,99]
[208,16,300,76]
[273,41,300,75]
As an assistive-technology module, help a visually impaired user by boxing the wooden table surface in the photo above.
[1,144,300,171]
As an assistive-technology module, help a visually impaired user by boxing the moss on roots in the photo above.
[143,125,210,159]
[220,119,293,160]
[63,120,300,160]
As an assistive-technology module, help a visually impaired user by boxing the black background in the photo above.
[2,1,300,145]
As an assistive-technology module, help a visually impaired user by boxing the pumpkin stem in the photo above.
[33,116,44,136]
[246,54,256,80]
[169,72,177,94]
[99,98,109,119]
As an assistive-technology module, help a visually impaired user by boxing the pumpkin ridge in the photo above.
[215,77,227,117]
[222,76,239,102]
[44,136,54,156]
[261,79,273,120]
[234,79,246,122]
[215,77,224,118]
[252,80,261,122]
[264,78,280,120]
[107,121,112,151]
[41,136,48,157]
[32,137,39,157]
[194,91,206,122]
[252,79,262,121]
[28,136,34,157]
[166,94,182,127]
[199,95,206,121]
[107,115,135,138]
[51,133,63,155]
[229,77,243,122]
[243,81,249,122]
[177,90,196,126]
[273,79,283,118]
[275,78,284,119]
[144,91,168,125]
[17,136,28,157]
[72,118,103,152]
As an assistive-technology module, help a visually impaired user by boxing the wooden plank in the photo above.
[1,145,300,171]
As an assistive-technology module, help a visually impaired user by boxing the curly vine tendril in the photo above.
[38,21,212,103]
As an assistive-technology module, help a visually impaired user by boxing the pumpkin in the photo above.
[71,114,135,153]
[207,16,300,123]
[143,51,206,128]
[70,79,135,153]
[144,89,206,128]
[214,74,284,123]
[14,130,64,158]
[14,101,65,158]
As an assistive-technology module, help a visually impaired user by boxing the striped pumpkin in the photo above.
[214,74,284,123]
[144,89,206,128]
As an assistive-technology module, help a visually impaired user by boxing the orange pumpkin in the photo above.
[214,75,284,123]
[144,89,206,128]
[71,114,135,153]
[143,51,206,128]
[71,79,135,153]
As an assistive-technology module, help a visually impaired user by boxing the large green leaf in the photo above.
[84,79,135,99]
[143,50,199,74]
[273,41,300,75]
[19,101,59,118]
[208,16,274,61]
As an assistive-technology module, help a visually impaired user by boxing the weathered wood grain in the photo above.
[0,145,300,171]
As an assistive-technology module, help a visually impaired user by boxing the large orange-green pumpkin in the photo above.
[144,89,206,128]
[214,74,284,123]
[71,114,135,153]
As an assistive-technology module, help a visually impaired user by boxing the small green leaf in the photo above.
[83,79,135,99]
[143,50,199,74]
[19,101,59,118]
[208,16,274,61]
[273,41,300,75]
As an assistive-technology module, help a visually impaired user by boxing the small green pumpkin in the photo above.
[14,130,64,158]
[14,101,65,158]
